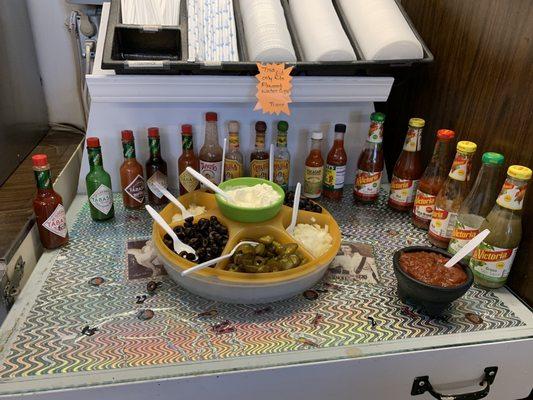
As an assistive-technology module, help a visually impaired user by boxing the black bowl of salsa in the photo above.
[393,246,473,316]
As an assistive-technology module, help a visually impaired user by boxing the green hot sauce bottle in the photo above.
[85,137,114,221]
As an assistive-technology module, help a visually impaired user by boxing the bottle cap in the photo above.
[86,137,100,148]
[508,165,532,180]
[482,152,504,165]
[206,112,218,122]
[371,112,385,123]
[228,120,239,132]
[147,127,159,138]
[181,124,192,134]
[409,118,425,128]
[255,121,267,132]
[437,129,455,140]
[334,123,346,132]
[32,154,48,167]
[311,131,323,140]
[457,140,477,154]
[121,130,134,141]
[277,121,288,132]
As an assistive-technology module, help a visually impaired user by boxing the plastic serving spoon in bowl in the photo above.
[152,181,193,219]
[145,205,197,259]
[444,229,491,268]
[286,182,301,235]
[181,241,259,276]
[185,167,231,201]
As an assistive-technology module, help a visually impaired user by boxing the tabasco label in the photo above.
[199,160,222,187]
[470,243,518,283]
[124,174,145,203]
[179,169,199,193]
[429,207,457,241]
[42,204,68,238]
[224,159,243,181]
[147,171,168,199]
[274,159,290,189]
[496,180,526,210]
[304,165,324,197]
[250,159,269,179]
[324,164,346,190]
[388,176,418,206]
[413,190,436,222]
[89,184,113,215]
[354,170,382,199]
[448,221,479,256]
[449,154,469,181]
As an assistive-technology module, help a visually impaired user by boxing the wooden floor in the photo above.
[0,130,83,262]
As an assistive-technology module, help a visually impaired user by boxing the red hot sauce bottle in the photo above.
[120,130,145,209]
[32,154,69,249]
[388,118,425,211]
[145,127,168,206]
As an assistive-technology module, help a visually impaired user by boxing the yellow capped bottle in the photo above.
[428,141,477,248]
[223,121,244,180]
[470,165,532,288]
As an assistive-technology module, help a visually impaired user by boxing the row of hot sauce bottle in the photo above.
[31,112,531,288]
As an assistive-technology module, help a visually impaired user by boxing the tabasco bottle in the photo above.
[199,112,223,188]
[354,113,385,202]
[304,131,324,198]
[388,118,425,211]
[412,129,455,229]
[224,120,244,180]
[145,127,168,206]
[85,137,114,221]
[120,130,145,209]
[323,123,347,200]
[428,141,477,248]
[448,152,504,259]
[274,121,290,191]
[32,154,69,249]
[250,121,269,179]
[470,165,531,288]
[178,124,200,195]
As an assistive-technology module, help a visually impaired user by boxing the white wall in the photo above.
[26,0,85,128]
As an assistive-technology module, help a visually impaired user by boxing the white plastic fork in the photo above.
[152,181,193,219]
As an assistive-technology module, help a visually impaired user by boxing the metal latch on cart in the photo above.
[3,256,24,308]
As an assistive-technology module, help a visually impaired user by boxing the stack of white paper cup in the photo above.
[240,0,297,62]
[337,0,423,60]
[289,0,356,62]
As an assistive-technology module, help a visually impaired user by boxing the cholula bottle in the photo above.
[470,165,532,288]
[428,141,477,248]
[145,127,168,206]
[32,154,69,249]
[448,152,504,259]
[412,129,455,229]
[85,137,114,221]
[353,113,385,203]
[388,118,424,211]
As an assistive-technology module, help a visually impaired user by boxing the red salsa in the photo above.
[399,251,467,287]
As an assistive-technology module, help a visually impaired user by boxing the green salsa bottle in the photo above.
[85,137,114,221]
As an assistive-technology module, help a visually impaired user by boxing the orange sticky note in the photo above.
[254,63,293,116]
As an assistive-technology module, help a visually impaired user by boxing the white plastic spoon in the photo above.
[444,229,491,268]
[185,166,231,201]
[286,182,301,235]
[220,137,227,183]
[181,241,259,276]
[269,143,275,181]
[145,205,197,258]
[152,181,193,219]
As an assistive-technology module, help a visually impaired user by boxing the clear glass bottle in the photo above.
[224,120,244,181]
[199,112,223,188]
[470,165,532,288]
[85,137,114,221]
[304,131,324,198]
[273,121,290,191]
[412,129,455,229]
[448,152,504,259]
[428,141,477,248]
